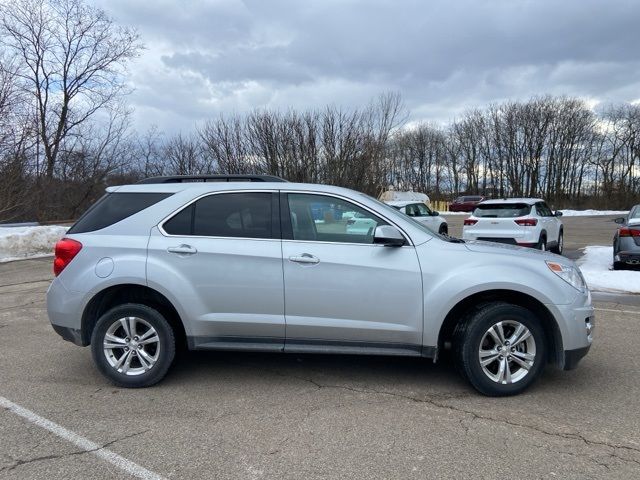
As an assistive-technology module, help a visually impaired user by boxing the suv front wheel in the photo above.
[91,303,176,387]
[454,302,546,396]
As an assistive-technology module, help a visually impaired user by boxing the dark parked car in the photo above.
[613,205,640,269]
[449,195,486,212]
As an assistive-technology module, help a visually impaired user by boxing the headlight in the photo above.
[546,261,586,292]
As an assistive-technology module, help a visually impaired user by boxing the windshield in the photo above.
[473,203,531,218]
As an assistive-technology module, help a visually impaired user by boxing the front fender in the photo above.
[417,242,578,347]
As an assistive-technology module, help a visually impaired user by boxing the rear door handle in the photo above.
[167,244,197,255]
[288,254,320,264]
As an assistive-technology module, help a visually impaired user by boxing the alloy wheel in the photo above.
[103,316,160,376]
[478,320,536,384]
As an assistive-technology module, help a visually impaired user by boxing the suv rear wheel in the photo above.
[454,302,546,396]
[551,230,563,254]
[91,303,176,387]
[537,235,547,251]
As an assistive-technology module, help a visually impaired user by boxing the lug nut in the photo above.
[511,347,515,352]
[134,336,139,341]
[124,347,129,351]
[498,355,503,360]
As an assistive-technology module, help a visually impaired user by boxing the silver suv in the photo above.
[47,177,594,396]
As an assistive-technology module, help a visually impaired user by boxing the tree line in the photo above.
[1,0,639,222]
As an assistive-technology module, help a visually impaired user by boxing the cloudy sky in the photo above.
[93,0,640,133]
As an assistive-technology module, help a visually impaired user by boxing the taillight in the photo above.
[464,219,478,226]
[53,238,82,276]
[515,218,538,226]
[619,227,640,237]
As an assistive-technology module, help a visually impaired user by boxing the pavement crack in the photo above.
[0,429,149,472]
[0,278,50,288]
[267,369,640,464]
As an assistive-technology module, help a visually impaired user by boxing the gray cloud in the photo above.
[94,0,640,133]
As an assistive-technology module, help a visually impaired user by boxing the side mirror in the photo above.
[614,217,626,224]
[374,225,406,247]
[554,211,563,217]
[431,211,440,216]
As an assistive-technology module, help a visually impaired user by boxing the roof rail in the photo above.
[137,174,288,184]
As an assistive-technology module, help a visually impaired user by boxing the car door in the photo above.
[147,191,285,351]
[536,202,558,243]
[281,192,424,355]
[542,202,560,241]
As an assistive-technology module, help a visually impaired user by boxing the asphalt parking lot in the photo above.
[1,216,639,479]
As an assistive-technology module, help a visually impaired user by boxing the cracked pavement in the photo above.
[1,255,639,479]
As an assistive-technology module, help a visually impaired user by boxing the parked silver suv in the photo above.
[47,178,594,396]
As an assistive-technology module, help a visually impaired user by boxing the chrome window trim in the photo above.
[157,188,414,246]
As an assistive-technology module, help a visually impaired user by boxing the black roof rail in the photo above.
[137,174,288,184]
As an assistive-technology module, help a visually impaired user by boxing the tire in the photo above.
[439,224,448,236]
[453,302,547,396]
[613,261,625,271]
[91,303,176,388]
[550,230,563,254]
[537,235,547,251]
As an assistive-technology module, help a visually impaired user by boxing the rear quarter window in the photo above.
[67,192,172,234]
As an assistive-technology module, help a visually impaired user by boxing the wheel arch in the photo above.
[437,289,563,366]
[81,284,187,349]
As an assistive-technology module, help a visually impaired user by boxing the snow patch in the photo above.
[0,226,69,263]
[576,246,640,293]
[560,209,628,216]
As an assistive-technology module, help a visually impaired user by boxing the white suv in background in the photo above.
[462,198,563,253]
[386,201,448,235]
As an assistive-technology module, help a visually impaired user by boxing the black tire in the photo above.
[91,303,176,388]
[453,302,547,396]
[550,230,563,254]
[537,235,547,251]
[613,261,625,271]
[439,224,448,236]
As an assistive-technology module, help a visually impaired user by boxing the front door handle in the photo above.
[289,253,320,264]
[167,244,197,255]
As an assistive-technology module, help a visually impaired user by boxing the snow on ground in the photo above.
[441,209,628,216]
[576,246,640,294]
[0,226,69,263]
[560,209,628,216]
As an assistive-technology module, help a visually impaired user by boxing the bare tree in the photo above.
[0,0,142,178]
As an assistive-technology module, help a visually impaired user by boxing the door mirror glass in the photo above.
[373,225,406,246]
[431,211,440,216]
[614,217,626,224]
[554,211,563,217]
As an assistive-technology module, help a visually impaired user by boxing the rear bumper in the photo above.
[615,250,640,265]
[563,345,591,370]
[51,324,86,346]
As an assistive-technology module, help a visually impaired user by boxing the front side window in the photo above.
[287,194,387,244]
[406,203,431,217]
[163,192,273,239]
[536,203,553,217]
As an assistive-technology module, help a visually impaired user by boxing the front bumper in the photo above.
[563,345,591,370]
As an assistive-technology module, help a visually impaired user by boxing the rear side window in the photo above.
[163,192,273,239]
[68,193,172,234]
[473,203,531,218]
